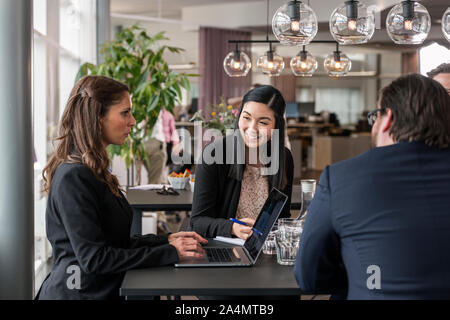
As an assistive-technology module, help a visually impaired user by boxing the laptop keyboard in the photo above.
[205,248,233,263]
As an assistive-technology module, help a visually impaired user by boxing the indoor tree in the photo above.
[76,24,195,185]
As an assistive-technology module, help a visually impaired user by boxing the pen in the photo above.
[231,218,250,226]
[230,218,263,236]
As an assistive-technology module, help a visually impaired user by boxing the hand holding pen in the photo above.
[230,217,261,240]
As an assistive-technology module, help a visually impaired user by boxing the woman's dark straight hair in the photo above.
[229,85,287,190]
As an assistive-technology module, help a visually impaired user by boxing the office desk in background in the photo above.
[120,239,302,299]
[126,185,303,236]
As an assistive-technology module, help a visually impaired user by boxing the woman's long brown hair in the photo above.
[43,75,129,197]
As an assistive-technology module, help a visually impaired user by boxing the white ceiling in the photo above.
[111,0,262,18]
[110,0,418,39]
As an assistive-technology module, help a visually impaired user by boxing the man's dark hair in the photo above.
[427,63,450,79]
[379,73,450,149]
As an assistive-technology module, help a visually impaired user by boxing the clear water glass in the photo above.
[275,218,303,265]
[262,223,278,255]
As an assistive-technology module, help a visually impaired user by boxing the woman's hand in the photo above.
[231,218,256,240]
[168,231,208,261]
[168,231,208,244]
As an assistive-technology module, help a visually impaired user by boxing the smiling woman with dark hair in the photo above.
[190,85,294,240]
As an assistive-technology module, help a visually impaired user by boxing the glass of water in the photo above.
[275,218,302,265]
[262,223,278,255]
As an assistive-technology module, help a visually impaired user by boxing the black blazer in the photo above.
[37,163,179,300]
[295,142,450,299]
[190,135,294,238]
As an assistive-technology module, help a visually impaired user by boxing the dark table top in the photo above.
[126,185,302,211]
[120,240,302,297]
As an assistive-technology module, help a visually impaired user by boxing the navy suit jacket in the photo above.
[294,142,450,299]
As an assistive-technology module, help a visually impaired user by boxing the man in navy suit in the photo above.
[294,74,450,299]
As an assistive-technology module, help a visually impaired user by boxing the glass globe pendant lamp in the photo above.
[290,46,317,77]
[223,44,252,77]
[443,7,450,43]
[257,43,285,77]
[324,43,351,77]
[386,0,431,45]
[272,0,318,46]
[329,0,375,44]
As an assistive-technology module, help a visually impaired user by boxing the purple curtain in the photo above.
[198,27,252,119]
[272,75,296,103]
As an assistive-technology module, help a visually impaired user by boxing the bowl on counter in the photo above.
[168,176,189,189]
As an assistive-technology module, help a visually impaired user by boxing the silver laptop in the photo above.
[175,188,288,267]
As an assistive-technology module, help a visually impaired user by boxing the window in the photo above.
[419,42,450,76]
[315,88,363,125]
[32,0,96,294]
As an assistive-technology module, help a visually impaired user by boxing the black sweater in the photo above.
[190,135,294,238]
[37,163,179,300]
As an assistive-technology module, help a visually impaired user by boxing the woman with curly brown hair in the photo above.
[37,75,206,300]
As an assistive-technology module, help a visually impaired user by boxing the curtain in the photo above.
[401,51,419,74]
[198,27,251,119]
[271,61,296,102]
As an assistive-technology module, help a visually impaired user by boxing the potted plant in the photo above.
[76,24,195,185]
[189,97,239,135]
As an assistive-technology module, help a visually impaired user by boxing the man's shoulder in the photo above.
[328,146,374,173]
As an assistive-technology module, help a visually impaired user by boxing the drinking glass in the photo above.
[262,223,278,255]
[275,218,302,265]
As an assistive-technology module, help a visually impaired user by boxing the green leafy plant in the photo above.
[76,24,195,184]
[189,97,239,135]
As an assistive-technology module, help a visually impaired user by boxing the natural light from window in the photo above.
[419,42,450,76]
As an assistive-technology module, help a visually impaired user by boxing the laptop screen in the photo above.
[243,188,288,261]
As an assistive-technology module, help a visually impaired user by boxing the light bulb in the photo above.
[386,1,430,44]
[257,51,285,76]
[223,50,251,77]
[329,0,375,44]
[324,50,351,77]
[290,20,300,32]
[272,1,318,45]
[347,19,357,31]
[404,19,413,31]
[290,49,317,77]
[443,7,450,43]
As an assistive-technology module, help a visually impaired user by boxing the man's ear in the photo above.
[380,108,393,133]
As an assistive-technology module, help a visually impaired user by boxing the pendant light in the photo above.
[257,0,284,76]
[443,7,450,43]
[324,43,351,77]
[257,42,285,77]
[272,0,318,46]
[290,45,317,76]
[386,0,431,45]
[223,43,252,77]
[329,0,375,44]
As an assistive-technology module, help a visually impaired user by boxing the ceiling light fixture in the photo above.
[329,0,375,44]
[290,45,317,77]
[272,0,318,46]
[257,42,285,77]
[324,43,352,77]
[223,43,251,77]
[386,0,431,44]
[443,6,450,43]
